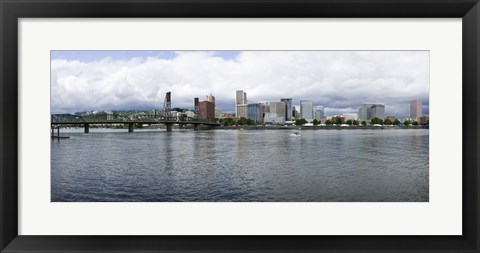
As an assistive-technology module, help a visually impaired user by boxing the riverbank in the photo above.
[217,125,428,130]
[57,124,428,131]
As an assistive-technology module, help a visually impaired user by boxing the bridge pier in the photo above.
[128,123,134,132]
[84,124,89,133]
[193,124,200,131]
[166,123,173,132]
[51,125,60,137]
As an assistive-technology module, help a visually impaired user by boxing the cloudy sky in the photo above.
[51,50,429,118]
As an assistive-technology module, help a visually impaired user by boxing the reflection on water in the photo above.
[51,129,429,202]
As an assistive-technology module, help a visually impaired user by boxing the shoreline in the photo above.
[57,125,428,130]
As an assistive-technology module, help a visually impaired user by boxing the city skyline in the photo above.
[51,50,429,118]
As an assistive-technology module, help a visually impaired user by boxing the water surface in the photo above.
[51,129,429,202]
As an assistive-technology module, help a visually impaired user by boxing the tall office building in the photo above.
[198,101,215,120]
[235,90,247,118]
[370,104,385,119]
[358,103,385,121]
[206,94,215,107]
[410,100,422,120]
[280,98,293,121]
[300,100,314,122]
[313,106,325,120]
[269,102,285,118]
[236,104,248,118]
[247,103,264,124]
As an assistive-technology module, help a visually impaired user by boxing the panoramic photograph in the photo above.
[51,50,429,202]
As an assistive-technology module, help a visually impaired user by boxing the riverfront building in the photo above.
[206,94,215,107]
[358,103,385,121]
[247,103,265,124]
[281,98,293,121]
[270,102,286,118]
[235,90,248,118]
[215,107,222,118]
[300,100,314,122]
[199,101,215,120]
[370,104,385,119]
[236,104,248,119]
[313,106,325,120]
[410,100,422,120]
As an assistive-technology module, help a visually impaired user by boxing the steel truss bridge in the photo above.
[51,92,220,137]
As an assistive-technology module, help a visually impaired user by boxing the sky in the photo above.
[51,50,429,118]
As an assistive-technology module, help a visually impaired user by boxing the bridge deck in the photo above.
[51,120,220,125]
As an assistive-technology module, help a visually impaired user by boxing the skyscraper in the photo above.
[247,103,264,124]
[358,103,385,121]
[206,94,215,107]
[410,100,422,120]
[235,90,247,118]
[280,98,292,121]
[198,101,215,120]
[269,102,285,118]
[313,106,325,120]
[300,100,314,122]
[370,104,385,119]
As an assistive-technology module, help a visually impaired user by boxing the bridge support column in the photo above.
[166,123,173,132]
[84,124,89,133]
[193,124,200,131]
[128,123,134,133]
[51,125,54,136]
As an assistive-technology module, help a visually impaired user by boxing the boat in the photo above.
[290,132,301,137]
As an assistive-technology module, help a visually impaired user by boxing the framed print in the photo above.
[1,0,479,252]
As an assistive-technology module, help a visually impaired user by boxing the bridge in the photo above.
[51,92,220,137]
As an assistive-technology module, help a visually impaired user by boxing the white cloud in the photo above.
[51,51,429,117]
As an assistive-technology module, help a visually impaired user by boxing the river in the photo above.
[51,128,429,202]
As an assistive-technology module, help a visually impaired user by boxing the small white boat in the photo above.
[290,132,301,137]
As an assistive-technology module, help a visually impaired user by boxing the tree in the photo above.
[393,119,401,126]
[335,117,343,125]
[370,117,384,125]
[353,120,359,126]
[246,119,255,125]
[237,117,249,125]
[312,119,319,125]
[346,119,353,125]
[412,121,419,126]
[404,120,411,126]
[361,121,367,126]
[384,118,393,125]
[325,120,332,126]
[221,118,235,126]
[295,118,308,126]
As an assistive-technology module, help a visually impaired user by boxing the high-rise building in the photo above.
[247,103,264,124]
[269,102,285,118]
[292,106,297,119]
[410,100,422,120]
[300,100,314,122]
[313,106,325,120]
[198,101,215,120]
[236,90,247,105]
[281,98,293,121]
[358,103,385,121]
[215,107,222,118]
[370,104,385,119]
[235,90,247,117]
[236,104,248,119]
[206,94,215,107]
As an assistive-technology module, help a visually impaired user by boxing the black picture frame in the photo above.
[1,0,479,252]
